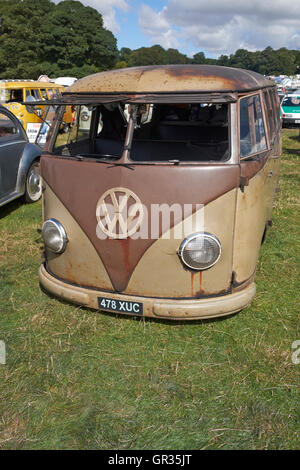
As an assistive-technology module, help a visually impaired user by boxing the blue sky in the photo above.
[53,1,300,58]
[115,0,151,51]
[114,1,184,52]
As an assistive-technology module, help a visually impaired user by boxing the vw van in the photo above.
[38,65,281,320]
[280,94,300,127]
[0,80,72,141]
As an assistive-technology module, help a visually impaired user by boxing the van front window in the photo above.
[130,103,229,162]
[52,102,229,163]
[53,104,127,158]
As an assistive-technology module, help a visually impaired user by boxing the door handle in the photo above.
[268,170,274,177]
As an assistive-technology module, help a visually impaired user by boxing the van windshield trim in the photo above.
[23,92,238,107]
[62,92,238,104]
[51,101,232,164]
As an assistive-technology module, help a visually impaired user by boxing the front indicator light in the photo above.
[178,232,221,270]
[42,218,67,254]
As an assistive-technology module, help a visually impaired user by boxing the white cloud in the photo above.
[89,0,129,34]
[138,4,179,48]
[138,0,300,56]
[52,0,130,34]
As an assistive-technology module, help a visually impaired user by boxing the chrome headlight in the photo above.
[81,111,89,121]
[42,219,67,254]
[178,233,221,270]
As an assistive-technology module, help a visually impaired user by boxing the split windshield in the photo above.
[52,102,230,163]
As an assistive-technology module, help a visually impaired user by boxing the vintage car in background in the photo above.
[0,105,41,207]
[37,65,281,320]
[280,94,300,128]
[0,80,72,141]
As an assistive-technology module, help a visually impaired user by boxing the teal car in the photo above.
[281,94,300,128]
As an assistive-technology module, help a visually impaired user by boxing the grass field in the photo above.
[0,129,299,450]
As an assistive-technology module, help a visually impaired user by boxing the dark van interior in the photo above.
[54,102,230,163]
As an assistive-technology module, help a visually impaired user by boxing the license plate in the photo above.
[98,296,143,315]
[295,120,300,123]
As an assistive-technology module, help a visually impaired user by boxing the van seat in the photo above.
[130,140,228,162]
[153,123,227,142]
[94,138,123,157]
[94,137,228,162]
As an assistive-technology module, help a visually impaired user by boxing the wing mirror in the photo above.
[25,95,38,114]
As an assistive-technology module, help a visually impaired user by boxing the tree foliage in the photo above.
[0,0,118,78]
[0,0,299,80]
[118,46,300,76]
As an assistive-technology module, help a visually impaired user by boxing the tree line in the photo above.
[0,0,299,80]
[117,45,300,76]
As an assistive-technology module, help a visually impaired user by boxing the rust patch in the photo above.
[195,271,206,296]
[68,65,274,95]
[190,271,207,297]
[120,238,131,287]
[199,271,203,292]
[231,270,255,292]
[191,272,195,296]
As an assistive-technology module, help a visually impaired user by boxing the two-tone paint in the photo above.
[38,65,281,320]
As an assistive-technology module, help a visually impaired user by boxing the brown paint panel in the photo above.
[240,152,269,186]
[41,155,240,292]
[68,65,274,95]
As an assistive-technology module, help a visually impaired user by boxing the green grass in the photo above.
[0,129,299,450]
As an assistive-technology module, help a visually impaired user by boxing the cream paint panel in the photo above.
[267,155,281,221]
[233,160,273,283]
[126,189,237,298]
[44,183,113,289]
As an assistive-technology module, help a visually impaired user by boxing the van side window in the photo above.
[270,88,281,128]
[26,89,40,100]
[263,90,274,140]
[240,94,267,158]
[40,89,48,100]
[0,89,10,102]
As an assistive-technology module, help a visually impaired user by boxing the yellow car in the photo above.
[0,80,72,142]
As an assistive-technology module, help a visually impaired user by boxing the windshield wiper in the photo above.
[75,154,135,169]
[74,154,181,167]
[76,153,120,160]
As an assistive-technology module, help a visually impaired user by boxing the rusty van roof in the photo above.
[67,65,274,95]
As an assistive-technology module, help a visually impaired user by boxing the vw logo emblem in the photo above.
[96,187,144,239]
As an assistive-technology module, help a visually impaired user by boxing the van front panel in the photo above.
[41,154,239,298]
